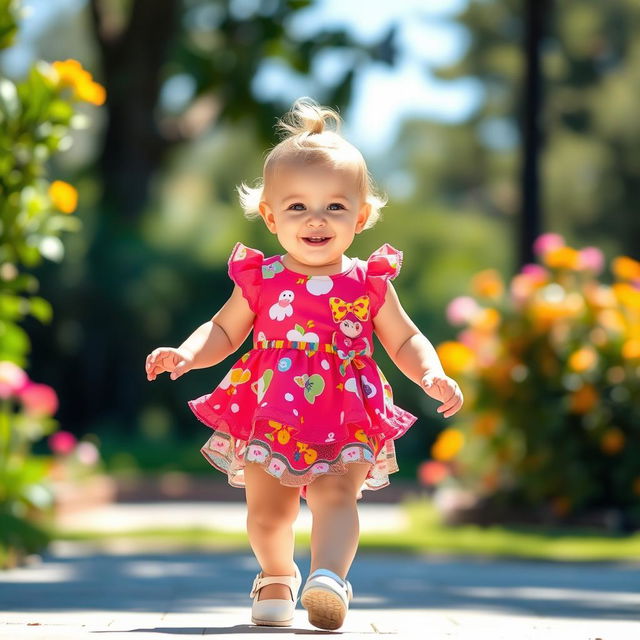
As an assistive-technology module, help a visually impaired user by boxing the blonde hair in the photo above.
[237,97,387,230]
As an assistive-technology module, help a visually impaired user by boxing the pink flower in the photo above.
[48,430,77,455]
[520,263,547,280]
[446,296,481,326]
[579,247,604,274]
[0,361,29,399]
[76,441,100,465]
[19,382,59,416]
[533,233,564,256]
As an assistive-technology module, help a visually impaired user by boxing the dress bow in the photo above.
[329,295,370,322]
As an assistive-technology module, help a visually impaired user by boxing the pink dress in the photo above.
[188,241,418,500]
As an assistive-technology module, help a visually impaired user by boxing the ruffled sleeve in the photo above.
[228,242,264,314]
[365,243,403,318]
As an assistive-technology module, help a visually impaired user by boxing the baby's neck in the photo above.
[282,254,353,276]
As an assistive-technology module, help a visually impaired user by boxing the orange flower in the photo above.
[48,180,78,213]
[471,269,504,300]
[431,428,465,461]
[612,256,640,281]
[568,347,597,372]
[600,427,625,455]
[436,341,476,375]
[568,384,598,414]
[543,246,581,270]
[52,59,106,106]
[622,339,640,359]
[596,309,626,334]
[470,307,501,332]
[417,460,449,486]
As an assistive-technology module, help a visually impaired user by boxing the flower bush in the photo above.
[0,3,106,567]
[421,234,640,525]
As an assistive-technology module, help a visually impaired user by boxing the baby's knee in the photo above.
[306,478,358,511]
[248,504,299,529]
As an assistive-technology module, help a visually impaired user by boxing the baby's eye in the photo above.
[328,203,345,211]
[288,203,305,211]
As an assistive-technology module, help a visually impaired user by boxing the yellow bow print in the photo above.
[329,295,370,322]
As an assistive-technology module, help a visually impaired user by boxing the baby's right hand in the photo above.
[145,347,195,381]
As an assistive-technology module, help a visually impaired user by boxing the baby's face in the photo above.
[258,163,370,272]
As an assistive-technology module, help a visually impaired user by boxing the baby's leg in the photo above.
[244,461,301,601]
[305,462,372,579]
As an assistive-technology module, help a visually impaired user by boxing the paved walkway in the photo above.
[1,540,639,639]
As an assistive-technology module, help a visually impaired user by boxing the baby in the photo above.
[145,97,463,631]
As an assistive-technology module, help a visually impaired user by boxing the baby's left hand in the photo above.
[421,372,463,418]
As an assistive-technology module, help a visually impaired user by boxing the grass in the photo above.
[49,496,640,562]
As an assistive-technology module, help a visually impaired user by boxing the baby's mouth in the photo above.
[302,236,331,246]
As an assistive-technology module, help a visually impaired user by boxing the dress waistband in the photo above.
[253,339,337,353]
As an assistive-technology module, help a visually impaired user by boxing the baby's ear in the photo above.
[258,201,277,234]
[355,202,371,233]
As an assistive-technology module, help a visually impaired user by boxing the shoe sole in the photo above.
[301,586,347,630]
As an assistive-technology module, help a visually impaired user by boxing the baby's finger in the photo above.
[442,397,463,418]
[170,360,189,380]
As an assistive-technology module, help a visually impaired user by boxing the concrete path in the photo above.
[1,542,639,639]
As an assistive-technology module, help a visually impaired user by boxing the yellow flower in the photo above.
[48,180,78,213]
[612,256,640,281]
[431,428,465,461]
[51,59,106,106]
[543,246,581,270]
[568,384,598,414]
[613,283,640,310]
[622,339,640,359]
[600,427,625,455]
[436,341,476,375]
[568,347,597,372]
[471,269,504,299]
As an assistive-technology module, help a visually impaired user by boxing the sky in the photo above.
[1,0,479,156]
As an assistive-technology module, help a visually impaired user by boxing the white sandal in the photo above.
[250,562,301,627]
[300,568,353,630]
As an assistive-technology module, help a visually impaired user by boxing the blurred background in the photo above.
[1,0,639,566]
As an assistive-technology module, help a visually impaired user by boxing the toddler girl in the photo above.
[145,97,463,631]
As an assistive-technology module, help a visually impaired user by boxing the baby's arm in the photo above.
[373,283,463,418]
[146,285,255,380]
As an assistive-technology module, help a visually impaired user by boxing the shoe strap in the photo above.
[250,570,300,599]
[306,568,352,600]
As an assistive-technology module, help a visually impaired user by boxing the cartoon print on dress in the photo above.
[218,367,251,394]
[251,368,273,402]
[329,296,371,375]
[265,419,294,444]
[360,374,377,399]
[293,373,325,403]
[262,261,284,279]
[269,290,295,321]
[208,434,230,454]
[343,377,360,398]
[286,322,319,344]
[268,458,286,477]
[246,443,269,463]
[341,446,362,463]
[306,275,334,296]
[294,441,318,464]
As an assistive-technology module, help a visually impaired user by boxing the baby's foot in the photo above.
[257,571,296,601]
